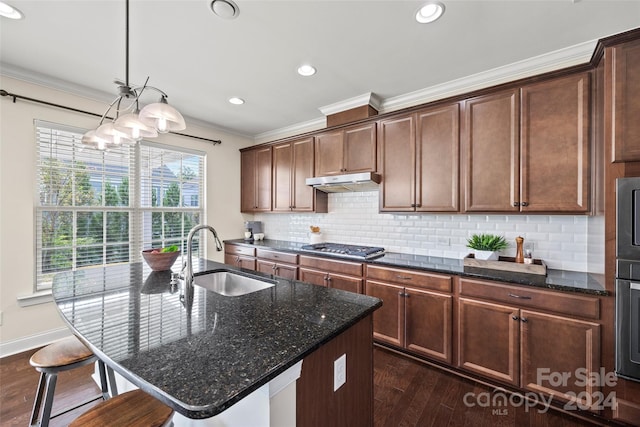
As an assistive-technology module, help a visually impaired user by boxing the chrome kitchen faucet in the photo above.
[182,224,223,298]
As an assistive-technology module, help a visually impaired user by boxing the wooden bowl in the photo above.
[141,249,181,271]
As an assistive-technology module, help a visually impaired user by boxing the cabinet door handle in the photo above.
[326,276,332,282]
[508,293,531,300]
[513,202,520,207]
[512,315,519,321]
[521,202,529,207]
[521,317,528,323]
[396,275,412,280]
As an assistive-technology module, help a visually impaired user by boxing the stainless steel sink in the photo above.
[193,270,275,296]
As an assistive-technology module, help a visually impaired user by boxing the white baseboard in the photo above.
[0,327,71,358]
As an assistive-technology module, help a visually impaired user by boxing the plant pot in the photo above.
[473,250,498,261]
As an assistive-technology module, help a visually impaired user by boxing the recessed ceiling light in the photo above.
[228,97,244,105]
[210,0,239,19]
[0,1,23,19]
[415,2,445,24]
[297,64,317,77]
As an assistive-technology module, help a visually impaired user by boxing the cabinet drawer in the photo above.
[366,265,452,293]
[256,249,297,264]
[459,278,600,320]
[298,255,362,277]
[225,244,255,257]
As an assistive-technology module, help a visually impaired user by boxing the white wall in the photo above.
[0,76,253,355]
[255,191,604,273]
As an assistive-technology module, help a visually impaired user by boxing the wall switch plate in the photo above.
[0,310,2,326]
[334,353,346,391]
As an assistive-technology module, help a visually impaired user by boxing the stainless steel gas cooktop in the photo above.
[300,242,386,260]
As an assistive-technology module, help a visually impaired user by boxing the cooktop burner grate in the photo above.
[300,242,386,259]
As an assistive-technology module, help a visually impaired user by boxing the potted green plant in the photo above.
[466,233,509,260]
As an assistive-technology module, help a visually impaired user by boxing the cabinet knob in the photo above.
[512,315,519,321]
[513,202,520,207]
[521,202,529,207]
[521,317,528,323]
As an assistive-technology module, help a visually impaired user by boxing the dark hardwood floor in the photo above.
[1,345,607,426]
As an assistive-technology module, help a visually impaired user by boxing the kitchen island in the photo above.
[51,259,381,425]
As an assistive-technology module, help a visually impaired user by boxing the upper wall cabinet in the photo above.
[241,146,272,213]
[520,72,590,212]
[608,38,640,162]
[463,72,590,213]
[379,103,460,212]
[273,137,326,212]
[315,122,377,176]
[463,89,520,212]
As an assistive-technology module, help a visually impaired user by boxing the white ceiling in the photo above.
[1,0,639,141]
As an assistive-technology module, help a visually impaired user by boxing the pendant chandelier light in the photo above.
[82,0,185,150]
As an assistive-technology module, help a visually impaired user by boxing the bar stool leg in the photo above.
[39,373,57,427]
[29,372,47,426]
[97,360,119,398]
[106,365,118,397]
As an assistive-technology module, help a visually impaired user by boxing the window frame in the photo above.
[34,120,206,291]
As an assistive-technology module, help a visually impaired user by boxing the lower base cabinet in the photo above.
[458,290,601,408]
[298,255,363,294]
[365,266,453,364]
[224,243,256,271]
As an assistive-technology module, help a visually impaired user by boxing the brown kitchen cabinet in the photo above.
[378,103,459,212]
[314,122,376,176]
[607,38,640,162]
[298,255,363,294]
[223,243,256,271]
[365,265,453,364]
[463,72,590,213]
[272,137,327,212]
[241,146,272,212]
[463,88,520,212]
[255,248,298,280]
[458,278,601,406]
[520,72,590,212]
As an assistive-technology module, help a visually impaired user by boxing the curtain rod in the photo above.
[0,89,222,146]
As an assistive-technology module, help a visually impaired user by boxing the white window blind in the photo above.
[35,121,205,291]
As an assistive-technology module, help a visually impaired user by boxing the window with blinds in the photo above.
[35,120,205,291]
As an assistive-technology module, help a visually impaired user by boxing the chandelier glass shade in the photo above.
[114,111,158,140]
[82,0,185,150]
[138,97,186,134]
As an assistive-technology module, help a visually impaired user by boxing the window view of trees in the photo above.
[36,123,205,290]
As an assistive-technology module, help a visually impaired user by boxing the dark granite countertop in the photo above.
[225,239,608,296]
[51,260,382,419]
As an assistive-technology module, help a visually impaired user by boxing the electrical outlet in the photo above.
[334,353,346,391]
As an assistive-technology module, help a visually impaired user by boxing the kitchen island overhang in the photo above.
[51,259,382,419]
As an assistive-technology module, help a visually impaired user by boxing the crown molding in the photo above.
[379,39,597,113]
[258,38,598,143]
[318,92,382,116]
[254,117,326,145]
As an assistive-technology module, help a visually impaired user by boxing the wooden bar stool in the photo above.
[29,335,118,427]
[69,389,174,427]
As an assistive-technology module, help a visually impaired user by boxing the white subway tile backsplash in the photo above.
[253,191,603,273]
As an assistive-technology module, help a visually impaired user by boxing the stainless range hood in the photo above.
[305,172,381,193]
